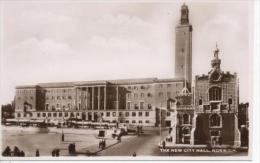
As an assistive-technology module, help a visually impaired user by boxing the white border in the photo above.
[0,0,259,162]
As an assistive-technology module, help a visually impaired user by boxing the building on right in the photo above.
[192,46,241,147]
[170,46,245,148]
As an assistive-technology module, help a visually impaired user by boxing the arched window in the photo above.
[210,114,221,127]
[209,87,222,101]
[183,114,190,124]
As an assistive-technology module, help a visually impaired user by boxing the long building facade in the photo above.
[14,78,185,127]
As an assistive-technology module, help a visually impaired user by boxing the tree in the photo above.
[1,103,15,119]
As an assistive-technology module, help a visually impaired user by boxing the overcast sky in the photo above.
[0,0,253,105]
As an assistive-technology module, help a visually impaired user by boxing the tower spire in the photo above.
[180,3,189,24]
[211,43,221,70]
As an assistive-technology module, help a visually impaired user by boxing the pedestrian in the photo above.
[68,144,72,154]
[72,143,76,154]
[103,139,106,148]
[20,150,25,157]
[98,140,102,149]
[36,149,40,157]
[13,146,20,156]
[162,140,166,149]
[55,149,60,157]
[61,133,65,141]
[132,152,137,157]
[51,149,55,156]
[2,146,11,156]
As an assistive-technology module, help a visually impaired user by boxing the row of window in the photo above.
[125,120,150,124]
[17,91,179,102]
[16,90,35,94]
[46,89,73,93]
[126,84,176,90]
[17,96,34,100]
[17,111,150,118]
[126,102,152,110]
[46,95,73,100]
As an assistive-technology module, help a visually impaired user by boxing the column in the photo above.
[98,87,100,110]
[75,87,78,111]
[116,86,119,122]
[92,87,94,110]
[104,86,106,111]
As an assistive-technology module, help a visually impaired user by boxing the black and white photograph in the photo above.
[0,0,257,160]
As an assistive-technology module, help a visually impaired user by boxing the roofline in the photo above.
[15,77,185,89]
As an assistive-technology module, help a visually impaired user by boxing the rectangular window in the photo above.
[138,120,143,124]
[134,104,139,110]
[106,112,110,117]
[132,112,136,117]
[112,112,116,117]
[65,113,68,117]
[37,113,40,117]
[125,120,129,123]
[159,92,163,97]
[127,102,131,110]
[48,113,51,117]
[59,113,63,117]
[138,112,142,117]
[148,104,152,109]
[119,112,122,117]
[53,113,57,117]
[145,112,149,117]
[145,120,150,123]
[132,120,136,123]
[125,112,129,117]
[42,113,46,117]
[140,102,144,109]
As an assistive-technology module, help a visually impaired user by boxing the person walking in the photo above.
[162,140,166,149]
[51,149,55,156]
[68,144,72,154]
[132,152,137,157]
[13,146,20,156]
[55,149,60,157]
[2,146,11,156]
[20,150,25,157]
[35,149,40,157]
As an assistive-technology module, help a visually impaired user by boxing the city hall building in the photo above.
[14,78,185,126]
[13,4,246,146]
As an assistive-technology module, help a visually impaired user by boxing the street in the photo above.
[98,127,168,156]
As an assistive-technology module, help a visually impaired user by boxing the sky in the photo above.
[0,0,253,105]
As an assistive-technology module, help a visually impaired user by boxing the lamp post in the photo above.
[160,102,162,139]
[61,106,64,142]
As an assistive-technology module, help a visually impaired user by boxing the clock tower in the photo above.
[175,3,193,88]
[209,45,223,83]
